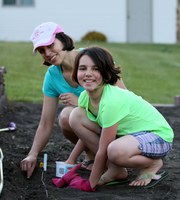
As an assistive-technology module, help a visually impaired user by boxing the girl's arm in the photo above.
[89,123,118,188]
[65,139,85,164]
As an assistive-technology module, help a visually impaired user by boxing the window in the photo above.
[3,0,34,6]
[3,0,16,5]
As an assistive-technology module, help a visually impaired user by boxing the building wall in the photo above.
[177,0,180,41]
[0,0,177,43]
[153,0,177,43]
[0,0,127,42]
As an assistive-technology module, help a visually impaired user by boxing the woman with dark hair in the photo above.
[20,22,126,178]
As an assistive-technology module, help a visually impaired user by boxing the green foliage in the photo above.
[1,42,180,104]
[0,42,46,103]
[81,31,107,42]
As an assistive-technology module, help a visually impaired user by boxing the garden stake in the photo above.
[40,153,48,198]
[0,122,16,132]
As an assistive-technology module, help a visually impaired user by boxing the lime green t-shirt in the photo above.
[78,84,174,142]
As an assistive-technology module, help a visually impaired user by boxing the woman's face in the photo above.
[37,38,67,66]
[77,55,103,92]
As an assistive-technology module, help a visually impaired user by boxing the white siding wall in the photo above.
[0,0,177,43]
[0,0,126,42]
[153,0,177,43]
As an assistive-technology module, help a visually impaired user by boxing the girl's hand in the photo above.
[59,93,78,106]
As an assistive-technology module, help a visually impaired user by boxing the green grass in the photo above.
[1,41,180,104]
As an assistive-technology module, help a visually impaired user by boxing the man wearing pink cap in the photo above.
[20,22,126,178]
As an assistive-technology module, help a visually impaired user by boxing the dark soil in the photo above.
[0,102,179,200]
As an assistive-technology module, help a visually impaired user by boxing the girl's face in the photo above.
[77,55,103,92]
[37,38,67,66]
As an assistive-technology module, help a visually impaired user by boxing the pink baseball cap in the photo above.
[30,22,64,53]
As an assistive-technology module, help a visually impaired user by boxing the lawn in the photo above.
[0,41,180,104]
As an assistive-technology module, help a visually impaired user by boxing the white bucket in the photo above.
[56,161,76,177]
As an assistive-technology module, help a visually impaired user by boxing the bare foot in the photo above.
[98,166,128,185]
[129,159,163,187]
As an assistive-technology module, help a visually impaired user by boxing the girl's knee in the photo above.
[69,107,85,127]
[107,143,119,160]
[107,142,126,163]
[59,107,74,127]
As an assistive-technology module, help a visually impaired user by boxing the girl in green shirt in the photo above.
[65,46,173,191]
